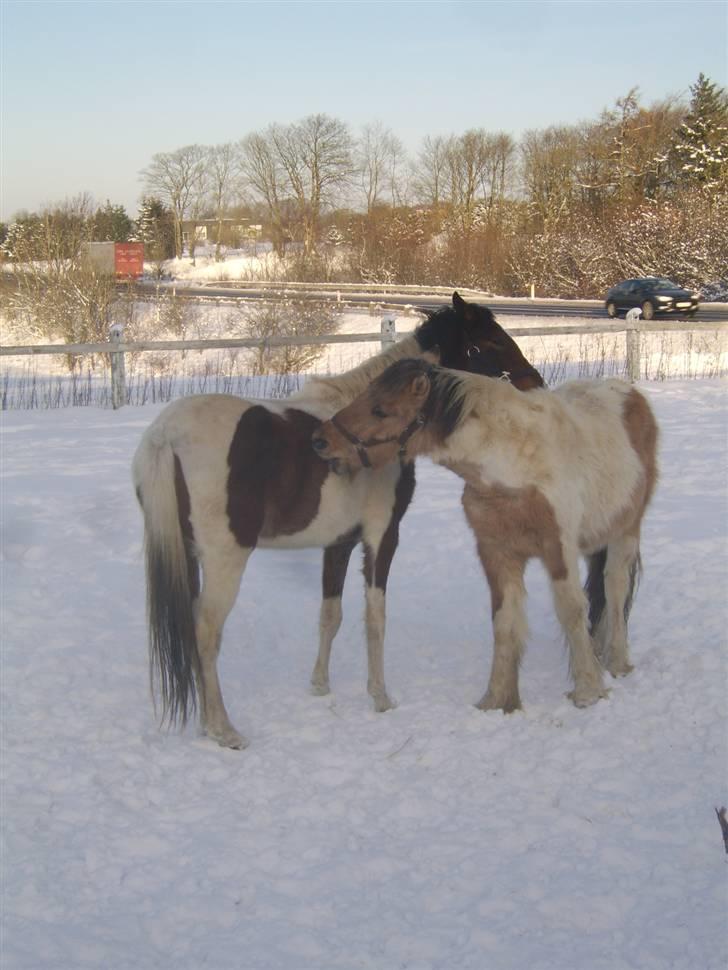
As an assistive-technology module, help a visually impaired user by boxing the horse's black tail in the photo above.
[132,429,199,727]
[585,546,642,634]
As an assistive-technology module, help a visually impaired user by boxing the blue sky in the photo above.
[1,0,726,220]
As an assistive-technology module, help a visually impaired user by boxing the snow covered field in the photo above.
[1,372,726,969]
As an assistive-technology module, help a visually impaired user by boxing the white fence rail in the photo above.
[2,315,727,409]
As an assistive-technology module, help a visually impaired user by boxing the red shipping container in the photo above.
[114,242,144,278]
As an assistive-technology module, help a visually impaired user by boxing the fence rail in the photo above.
[2,315,727,408]
[183,281,493,296]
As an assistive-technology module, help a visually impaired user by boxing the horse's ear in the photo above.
[453,291,476,324]
[410,374,430,400]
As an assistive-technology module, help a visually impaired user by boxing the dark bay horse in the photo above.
[313,359,658,713]
[133,292,544,748]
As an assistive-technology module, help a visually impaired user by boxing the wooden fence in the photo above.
[2,313,727,409]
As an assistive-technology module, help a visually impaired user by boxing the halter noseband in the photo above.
[331,412,426,468]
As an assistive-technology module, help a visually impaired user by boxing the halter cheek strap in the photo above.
[331,412,426,469]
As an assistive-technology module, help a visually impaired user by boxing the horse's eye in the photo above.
[371,405,387,419]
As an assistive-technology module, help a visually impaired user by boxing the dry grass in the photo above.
[1,327,725,411]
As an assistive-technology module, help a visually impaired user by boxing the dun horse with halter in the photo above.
[133,293,544,748]
[313,359,658,712]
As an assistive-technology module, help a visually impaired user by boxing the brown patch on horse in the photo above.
[622,388,659,512]
[459,475,567,614]
[227,406,330,548]
[580,388,659,553]
[363,461,417,590]
[322,527,361,598]
[174,453,199,598]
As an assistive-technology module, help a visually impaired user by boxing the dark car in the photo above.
[605,277,700,320]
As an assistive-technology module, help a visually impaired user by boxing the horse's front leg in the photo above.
[363,580,391,712]
[474,541,528,713]
[462,488,527,713]
[310,532,359,696]
[362,463,416,712]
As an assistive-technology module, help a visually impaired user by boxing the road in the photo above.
[135,281,728,323]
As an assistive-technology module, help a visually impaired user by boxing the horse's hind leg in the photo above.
[195,544,252,749]
[311,534,358,696]
[549,555,608,708]
[599,533,640,677]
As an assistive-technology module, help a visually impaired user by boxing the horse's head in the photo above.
[416,292,544,390]
[312,359,435,474]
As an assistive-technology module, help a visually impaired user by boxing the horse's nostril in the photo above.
[312,434,327,452]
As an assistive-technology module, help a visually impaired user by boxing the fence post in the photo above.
[625,308,641,382]
[109,323,126,409]
[380,313,397,351]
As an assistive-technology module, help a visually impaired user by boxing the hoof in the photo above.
[310,679,331,697]
[567,686,609,708]
[206,725,249,749]
[607,661,634,678]
[372,692,395,713]
[476,693,521,714]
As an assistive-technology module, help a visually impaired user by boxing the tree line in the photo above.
[2,73,727,298]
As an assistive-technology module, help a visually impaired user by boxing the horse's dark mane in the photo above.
[374,358,466,439]
[414,305,454,351]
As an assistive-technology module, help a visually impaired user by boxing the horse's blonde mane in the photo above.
[291,334,422,411]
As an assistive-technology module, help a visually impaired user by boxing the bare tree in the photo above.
[387,132,409,208]
[270,114,354,257]
[406,129,516,244]
[607,90,683,202]
[481,132,517,208]
[357,123,406,212]
[238,131,290,256]
[140,145,208,258]
[412,134,450,207]
[576,91,683,215]
[520,125,582,228]
[240,299,340,374]
[208,142,242,260]
[444,129,514,229]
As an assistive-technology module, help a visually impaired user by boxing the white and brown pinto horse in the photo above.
[133,293,543,748]
[313,360,658,712]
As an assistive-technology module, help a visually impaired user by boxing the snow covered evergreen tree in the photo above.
[0,217,42,260]
[91,201,133,242]
[672,74,728,191]
[135,196,175,262]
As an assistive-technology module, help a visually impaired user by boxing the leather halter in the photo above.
[330,412,426,468]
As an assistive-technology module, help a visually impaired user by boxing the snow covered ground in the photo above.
[1,373,726,969]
